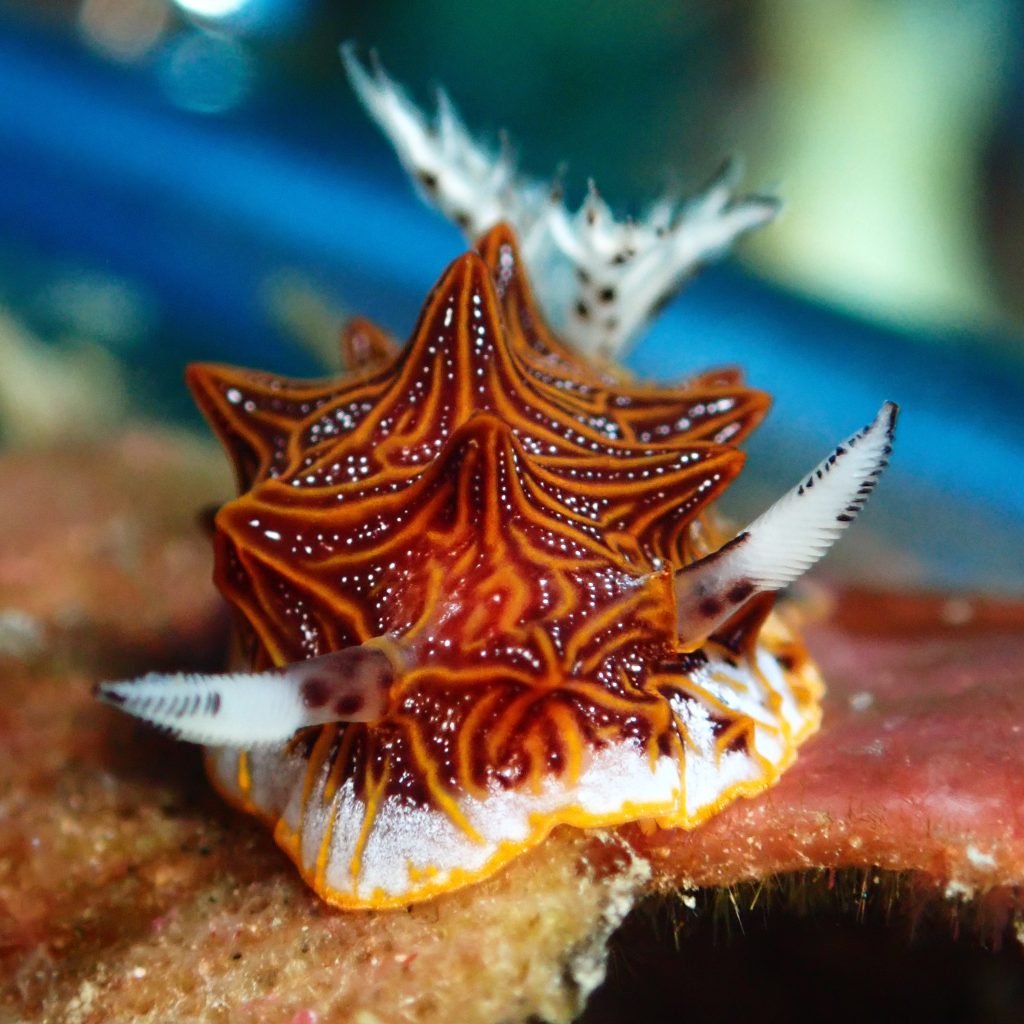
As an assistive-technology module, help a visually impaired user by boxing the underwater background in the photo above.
[0,0,1021,592]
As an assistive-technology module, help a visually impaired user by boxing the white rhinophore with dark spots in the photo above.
[95,644,396,746]
[675,402,898,647]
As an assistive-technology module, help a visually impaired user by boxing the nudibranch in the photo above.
[98,53,897,909]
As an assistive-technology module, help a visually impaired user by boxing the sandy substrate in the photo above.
[1,431,1022,1023]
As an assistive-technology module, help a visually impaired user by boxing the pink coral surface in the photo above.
[632,592,1024,898]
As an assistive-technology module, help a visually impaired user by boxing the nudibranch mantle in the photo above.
[201,227,821,907]
[98,57,897,910]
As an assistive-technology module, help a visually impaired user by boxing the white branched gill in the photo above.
[342,45,779,361]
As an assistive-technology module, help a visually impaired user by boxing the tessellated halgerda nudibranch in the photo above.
[98,52,897,909]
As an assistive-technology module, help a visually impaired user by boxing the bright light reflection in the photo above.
[172,0,252,18]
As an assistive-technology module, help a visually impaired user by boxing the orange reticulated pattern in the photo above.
[188,223,801,905]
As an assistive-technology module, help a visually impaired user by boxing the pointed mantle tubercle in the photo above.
[676,402,898,649]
